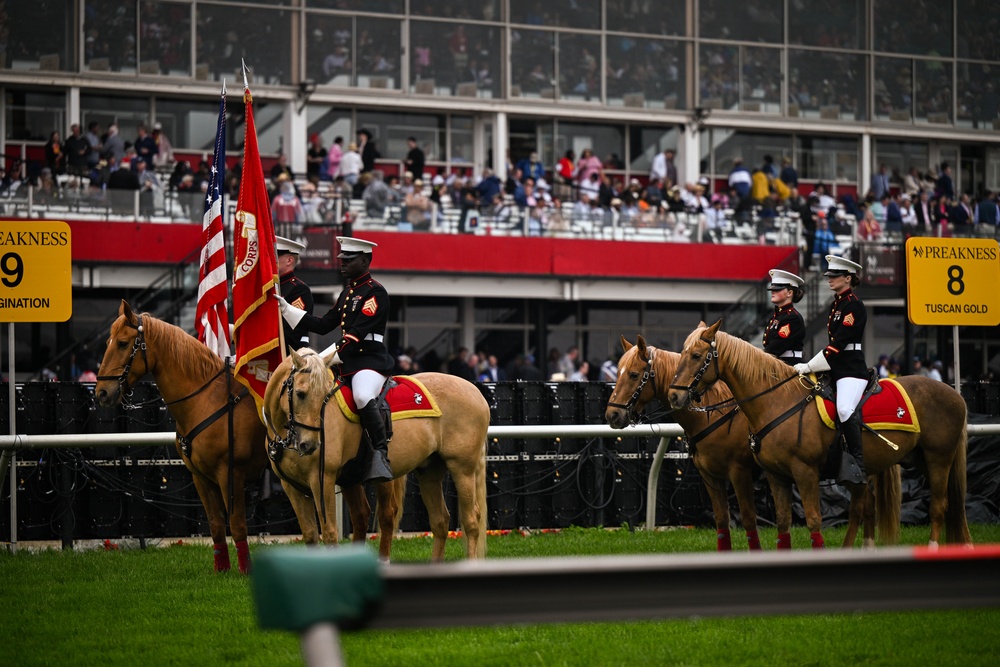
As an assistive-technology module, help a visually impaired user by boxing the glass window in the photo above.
[713,131,792,177]
[307,15,353,86]
[915,60,953,125]
[957,63,1000,131]
[873,0,952,57]
[138,1,191,77]
[788,0,864,49]
[606,0,686,37]
[555,122,625,175]
[305,106,353,153]
[511,29,555,99]
[155,97,230,152]
[699,0,782,44]
[874,57,912,122]
[85,0,137,73]
[740,47,781,114]
[357,18,401,90]
[307,0,403,13]
[558,34,601,103]
[699,44,738,111]
[2,1,75,72]
[409,21,500,98]
[227,99,283,155]
[957,1,1000,61]
[788,50,867,121]
[874,140,929,187]
[510,0,600,30]
[607,37,686,110]
[629,126,679,175]
[408,1,500,21]
[4,90,66,141]
[795,136,859,183]
[451,117,474,165]
[196,4,292,85]
[354,111,447,164]
[80,94,151,147]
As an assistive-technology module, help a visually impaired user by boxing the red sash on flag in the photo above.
[232,81,284,417]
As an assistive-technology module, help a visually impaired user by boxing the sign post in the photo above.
[0,220,72,552]
[905,237,1000,394]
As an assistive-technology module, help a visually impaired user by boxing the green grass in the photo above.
[3,525,1000,666]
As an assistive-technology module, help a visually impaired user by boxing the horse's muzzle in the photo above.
[606,409,627,429]
[94,384,120,408]
[667,388,690,410]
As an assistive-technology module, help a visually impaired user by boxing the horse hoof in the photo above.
[927,540,939,550]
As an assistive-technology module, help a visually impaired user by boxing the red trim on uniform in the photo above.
[344,333,359,342]
[825,345,839,353]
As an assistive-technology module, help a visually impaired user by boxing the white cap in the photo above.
[767,269,804,290]
[824,255,862,276]
[432,174,445,186]
[153,122,162,130]
[275,236,305,255]
[336,236,378,258]
[535,177,549,190]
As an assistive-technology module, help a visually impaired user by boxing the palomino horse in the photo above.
[606,335,764,551]
[667,321,971,548]
[263,348,490,560]
[95,300,269,573]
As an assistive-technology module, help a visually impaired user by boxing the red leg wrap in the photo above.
[716,529,732,551]
[776,532,792,550]
[236,539,252,574]
[213,542,231,572]
[745,530,762,551]
[810,531,825,549]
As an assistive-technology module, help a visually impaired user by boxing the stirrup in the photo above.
[364,449,394,484]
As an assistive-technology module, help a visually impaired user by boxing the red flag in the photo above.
[232,81,283,416]
[195,90,231,358]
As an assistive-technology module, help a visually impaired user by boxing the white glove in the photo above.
[794,350,831,376]
[275,294,306,328]
[318,341,343,365]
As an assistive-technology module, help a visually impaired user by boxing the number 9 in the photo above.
[1,252,23,288]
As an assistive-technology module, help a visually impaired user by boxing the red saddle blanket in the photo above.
[334,375,442,423]
[814,378,920,433]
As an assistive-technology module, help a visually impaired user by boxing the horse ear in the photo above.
[620,335,633,352]
[290,349,305,368]
[636,334,647,356]
[120,299,133,320]
[697,320,707,328]
[708,319,723,336]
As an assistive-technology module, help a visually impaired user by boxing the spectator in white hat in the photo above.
[762,269,805,365]
[794,255,868,485]
[276,236,395,483]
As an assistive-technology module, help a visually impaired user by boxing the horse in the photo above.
[606,335,765,551]
[93,301,386,573]
[262,348,490,561]
[94,300,270,573]
[667,321,971,549]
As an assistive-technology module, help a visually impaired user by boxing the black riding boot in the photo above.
[839,409,867,485]
[359,399,393,484]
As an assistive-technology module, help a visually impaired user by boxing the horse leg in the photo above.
[414,463,450,562]
[766,472,794,550]
[190,473,231,572]
[729,466,761,551]
[792,464,825,549]
[841,481,871,549]
[223,467,252,574]
[699,473,733,551]
[374,480,400,562]
[315,474,340,547]
[342,484,371,543]
[449,463,483,559]
[281,478,320,545]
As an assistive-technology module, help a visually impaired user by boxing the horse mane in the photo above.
[141,312,226,381]
[296,349,336,398]
[710,329,801,400]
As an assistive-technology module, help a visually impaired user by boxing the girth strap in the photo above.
[749,393,814,453]
[688,407,740,449]
[177,384,248,458]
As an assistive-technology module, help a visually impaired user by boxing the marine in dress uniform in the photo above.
[277,236,395,483]
[793,255,868,484]
[762,269,805,365]
[276,236,313,351]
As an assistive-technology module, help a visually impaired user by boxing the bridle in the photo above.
[606,349,655,424]
[668,334,719,404]
[96,314,150,409]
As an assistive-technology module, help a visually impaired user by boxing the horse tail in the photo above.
[874,464,901,545]
[946,420,971,544]
[475,438,489,558]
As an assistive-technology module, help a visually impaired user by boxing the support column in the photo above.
[678,123,700,187]
[286,100,308,176]
[493,111,508,180]
[460,296,475,353]
[860,133,872,199]
[67,88,81,127]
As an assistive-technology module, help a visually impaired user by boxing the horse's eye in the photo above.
[116,340,127,349]
[629,371,639,380]
[295,391,308,401]
[692,352,701,360]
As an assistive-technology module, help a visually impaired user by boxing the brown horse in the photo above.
[263,348,490,561]
[606,335,764,551]
[667,321,971,548]
[95,300,269,573]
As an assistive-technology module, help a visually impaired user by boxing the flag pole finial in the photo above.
[221,77,227,96]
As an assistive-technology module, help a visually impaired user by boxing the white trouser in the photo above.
[835,377,867,422]
[352,369,388,407]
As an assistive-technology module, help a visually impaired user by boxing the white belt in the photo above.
[845,343,862,351]
[364,333,384,342]
[779,350,802,358]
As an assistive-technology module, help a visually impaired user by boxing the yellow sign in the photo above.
[906,237,1000,326]
[0,221,72,322]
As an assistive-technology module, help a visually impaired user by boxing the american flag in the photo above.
[195,88,231,358]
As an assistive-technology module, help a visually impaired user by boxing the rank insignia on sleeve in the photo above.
[291,297,305,310]
[844,313,855,326]
[778,324,790,338]
[362,297,378,316]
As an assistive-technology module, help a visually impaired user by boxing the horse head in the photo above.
[668,320,723,410]
[278,349,335,454]
[605,334,656,428]
[95,300,151,407]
